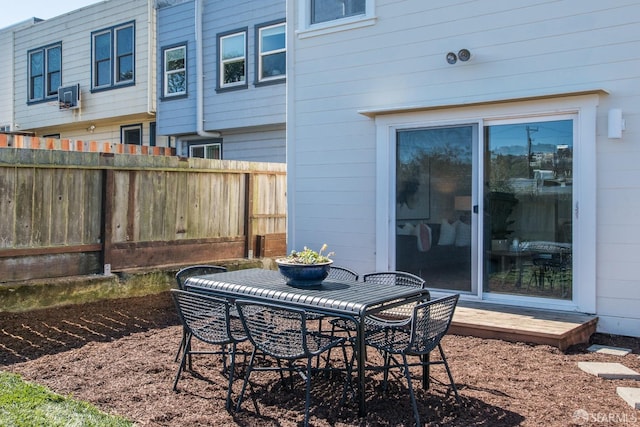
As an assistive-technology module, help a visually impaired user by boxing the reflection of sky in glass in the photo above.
[488,120,572,155]
[398,126,473,164]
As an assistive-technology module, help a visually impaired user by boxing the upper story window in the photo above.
[217,29,247,91]
[92,22,135,91]
[311,0,365,24]
[163,44,187,97]
[28,42,61,103]
[256,21,286,83]
[299,0,375,36]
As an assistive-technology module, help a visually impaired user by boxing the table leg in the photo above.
[357,317,366,417]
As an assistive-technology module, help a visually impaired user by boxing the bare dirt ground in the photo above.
[1,292,639,426]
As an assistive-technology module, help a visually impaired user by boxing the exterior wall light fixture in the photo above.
[446,49,471,64]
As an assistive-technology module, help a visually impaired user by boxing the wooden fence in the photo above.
[0,148,287,283]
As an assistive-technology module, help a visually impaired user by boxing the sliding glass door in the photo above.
[395,125,476,293]
[483,118,574,300]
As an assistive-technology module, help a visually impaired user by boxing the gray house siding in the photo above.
[201,0,286,130]
[222,127,286,163]
[156,1,197,136]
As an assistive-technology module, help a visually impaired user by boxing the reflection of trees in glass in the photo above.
[488,154,527,193]
[168,73,185,93]
[397,128,472,200]
[224,61,245,84]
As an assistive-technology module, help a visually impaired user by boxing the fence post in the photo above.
[102,169,115,273]
[245,172,254,258]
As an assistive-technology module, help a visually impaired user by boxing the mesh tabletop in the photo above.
[185,268,427,317]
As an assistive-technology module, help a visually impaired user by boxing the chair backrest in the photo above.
[327,266,359,281]
[363,271,426,290]
[363,271,429,319]
[171,289,244,345]
[175,265,227,289]
[235,300,315,360]
[407,294,459,355]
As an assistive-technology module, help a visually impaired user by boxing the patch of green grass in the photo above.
[0,371,134,427]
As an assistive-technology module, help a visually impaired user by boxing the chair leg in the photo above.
[225,343,237,411]
[173,332,192,391]
[402,354,421,427]
[236,347,258,412]
[438,343,461,403]
[174,326,187,362]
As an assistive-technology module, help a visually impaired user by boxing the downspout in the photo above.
[147,0,155,117]
[195,0,220,138]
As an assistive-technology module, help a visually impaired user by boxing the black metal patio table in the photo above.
[184,267,430,417]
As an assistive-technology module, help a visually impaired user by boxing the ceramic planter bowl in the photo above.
[275,259,333,286]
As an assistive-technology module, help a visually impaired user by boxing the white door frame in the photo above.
[375,94,598,313]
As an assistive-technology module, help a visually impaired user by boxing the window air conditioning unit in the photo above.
[58,84,81,110]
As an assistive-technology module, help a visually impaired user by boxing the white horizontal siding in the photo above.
[287,0,640,334]
[13,0,154,130]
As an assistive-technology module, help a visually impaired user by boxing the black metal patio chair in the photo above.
[329,271,428,335]
[327,265,359,282]
[170,288,247,410]
[234,300,352,427]
[364,294,461,426]
[174,265,228,362]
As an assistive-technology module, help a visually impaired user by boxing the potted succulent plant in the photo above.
[275,244,334,286]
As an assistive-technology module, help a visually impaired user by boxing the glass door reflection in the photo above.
[395,125,475,293]
[484,119,573,300]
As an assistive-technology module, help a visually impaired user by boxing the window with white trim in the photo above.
[311,0,366,24]
[28,43,61,102]
[257,21,286,83]
[190,143,221,159]
[163,45,186,97]
[121,124,142,145]
[92,22,135,90]
[218,29,247,90]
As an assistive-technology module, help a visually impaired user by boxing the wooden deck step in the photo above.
[449,300,598,351]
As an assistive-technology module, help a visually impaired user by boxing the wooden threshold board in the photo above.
[449,300,598,351]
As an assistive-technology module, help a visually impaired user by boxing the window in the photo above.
[150,122,156,147]
[311,0,366,24]
[256,21,286,83]
[218,29,247,90]
[28,43,61,102]
[121,124,142,145]
[163,45,186,97]
[190,143,221,159]
[92,22,135,90]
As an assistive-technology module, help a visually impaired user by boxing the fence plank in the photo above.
[67,169,84,244]
[111,171,130,243]
[173,171,187,238]
[34,168,53,246]
[50,169,69,245]
[15,168,35,247]
[84,170,103,245]
[0,167,16,248]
